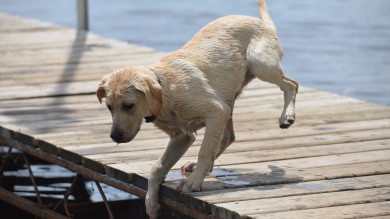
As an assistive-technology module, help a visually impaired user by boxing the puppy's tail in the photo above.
[258,0,276,31]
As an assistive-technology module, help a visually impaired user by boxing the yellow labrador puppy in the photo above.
[97,0,298,217]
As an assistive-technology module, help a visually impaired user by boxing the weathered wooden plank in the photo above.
[192,174,390,204]
[108,149,390,180]
[0,49,164,68]
[192,159,388,193]
[0,17,141,52]
[215,187,390,217]
[365,216,390,219]
[0,28,164,71]
[60,127,390,156]
[225,128,390,154]
[177,160,390,192]
[217,149,390,175]
[0,93,95,106]
[232,118,390,143]
[247,201,390,219]
[84,137,390,166]
[0,55,162,82]
[0,41,159,58]
[0,33,151,52]
[0,81,97,100]
[0,12,57,31]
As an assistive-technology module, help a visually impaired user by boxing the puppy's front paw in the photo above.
[145,192,160,218]
[176,180,202,193]
[279,115,295,129]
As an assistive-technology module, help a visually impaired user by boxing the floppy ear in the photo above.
[144,77,163,117]
[96,75,108,104]
[96,86,106,104]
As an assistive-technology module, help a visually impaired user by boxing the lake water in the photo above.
[1,0,389,106]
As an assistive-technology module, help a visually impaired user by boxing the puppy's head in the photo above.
[96,67,163,143]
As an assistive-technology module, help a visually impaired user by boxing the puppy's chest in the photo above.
[155,116,205,136]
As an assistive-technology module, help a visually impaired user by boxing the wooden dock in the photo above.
[1,12,390,218]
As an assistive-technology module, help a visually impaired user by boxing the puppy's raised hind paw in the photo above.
[181,161,197,173]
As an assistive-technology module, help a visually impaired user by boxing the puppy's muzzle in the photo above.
[110,131,124,143]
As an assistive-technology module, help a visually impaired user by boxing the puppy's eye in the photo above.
[122,103,134,111]
[107,105,112,112]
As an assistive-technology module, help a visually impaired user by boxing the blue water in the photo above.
[1,0,389,106]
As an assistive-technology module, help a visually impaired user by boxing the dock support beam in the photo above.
[77,0,89,31]
[0,187,68,219]
[0,136,212,219]
[22,153,43,207]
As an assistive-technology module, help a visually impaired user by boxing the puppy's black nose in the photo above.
[110,131,123,143]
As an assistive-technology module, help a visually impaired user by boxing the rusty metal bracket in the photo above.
[22,152,43,207]
[95,180,115,219]
[63,174,79,218]
[52,174,81,218]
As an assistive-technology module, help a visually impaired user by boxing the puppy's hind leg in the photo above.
[272,71,298,129]
[214,118,235,160]
[248,42,299,129]
[264,71,298,129]
[265,72,298,128]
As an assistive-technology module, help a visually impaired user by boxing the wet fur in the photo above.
[97,0,298,217]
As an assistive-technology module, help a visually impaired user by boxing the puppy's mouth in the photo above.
[110,123,141,143]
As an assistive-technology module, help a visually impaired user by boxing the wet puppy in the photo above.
[96,0,298,217]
